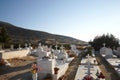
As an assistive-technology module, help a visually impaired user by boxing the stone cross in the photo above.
[87,54,91,75]
[29,43,32,49]
[103,43,106,47]
[11,44,14,50]
[49,45,52,51]
[18,44,21,50]
[29,43,31,47]
[87,61,91,75]
[86,54,90,60]
[60,45,64,50]
[38,43,41,48]
[55,44,58,50]
[25,43,27,49]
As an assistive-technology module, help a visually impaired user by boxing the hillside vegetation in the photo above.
[0,21,86,45]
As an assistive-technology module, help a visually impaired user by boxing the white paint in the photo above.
[1,49,29,59]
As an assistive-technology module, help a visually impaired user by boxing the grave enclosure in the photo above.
[30,43,77,80]
[0,44,30,59]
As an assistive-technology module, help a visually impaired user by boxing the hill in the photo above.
[0,21,87,45]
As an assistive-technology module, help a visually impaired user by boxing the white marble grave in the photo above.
[36,44,74,80]
[53,45,60,57]
[106,58,120,75]
[37,58,56,79]
[35,44,51,58]
[71,44,80,55]
[57,45,68,62]
[100,43,113,58]
[74,55,104,80]
[113,47,120,57]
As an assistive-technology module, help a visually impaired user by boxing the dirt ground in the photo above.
[63,54,82,80]
[0,56,36,80]
[63,58,79,80]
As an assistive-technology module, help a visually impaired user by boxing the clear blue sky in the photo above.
[0,0,120,42]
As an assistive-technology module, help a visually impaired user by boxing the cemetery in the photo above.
[0,43,77,80]
[1,1,120,80]
[0,41,120,80]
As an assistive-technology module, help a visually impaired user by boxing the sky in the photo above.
[0,0,120,42]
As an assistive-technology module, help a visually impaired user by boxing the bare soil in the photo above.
[0,56,36,80]
[63,58,79,80]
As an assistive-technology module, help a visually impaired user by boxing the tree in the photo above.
[0,27,10,49]
[89,33,119,51]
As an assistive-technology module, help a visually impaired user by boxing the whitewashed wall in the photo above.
[1,49,29,59]
[37,59,56,80]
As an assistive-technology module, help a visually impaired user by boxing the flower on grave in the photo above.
[31,69,37,74]
[98,72,105,79]
[31,62,38,74]
[83,75,93,80]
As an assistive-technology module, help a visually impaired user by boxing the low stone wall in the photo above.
[0,49,29,59]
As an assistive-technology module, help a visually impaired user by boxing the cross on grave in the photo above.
[103,43,106,47]
[86,54,90,61]
[11,44,14,50]
[18,44,21,50]
[87,56,91,75]
[38,43,42,49]
[83,54,94,80]
[25,43,28,48]
[49,45,52,50]
[29,43,31,47]
[55,44,58,50]
[39,43,41,47]
[60,45,64,50]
